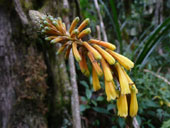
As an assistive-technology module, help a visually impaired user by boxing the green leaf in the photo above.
[81,96,87,102]
[96,96,104,101]
[109,0,123,53]
[144,100,159,108]
[86,89,92,99]
[161,119,170,128]
[107,104,115,111]
[91,100,97,106]
[118,117,126,128]
[135,17,170,66]
[80,80,89,88]
[80,104,90,112]
[92,107,110,114]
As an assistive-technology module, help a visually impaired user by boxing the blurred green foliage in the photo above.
[77,0,170,127]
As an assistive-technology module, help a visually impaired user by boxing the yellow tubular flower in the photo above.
[130,87,138,117]
[78,28,91,39]
[101,58,113,81]
[87,52,103,76]
[117,94,128,117]
[57,17,66,34]
[105,80,118,101]
[43,27,62,36]
[77,18,90,32]
[52,20,61,32]
[106,49,134,70]
[115,63,130,94]
[89,39,116,50]
[69,17,80,33]
[79,49,90,77]
[92,67,101,91]
[93,44,115,65]
[57,42,68,55]
[45,36,58,41]
[122,67,138,93]
[44,24,63,35]
[83,42,102,60]
[72,42,81,62]
[62,23,66,31]
[50,36,69,44]
[65,45,72,59]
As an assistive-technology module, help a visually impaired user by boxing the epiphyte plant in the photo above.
[40,15,138,118]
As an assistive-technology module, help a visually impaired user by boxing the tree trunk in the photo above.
[0,0,74,128]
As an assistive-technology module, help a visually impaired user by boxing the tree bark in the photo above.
[0,0,73,128]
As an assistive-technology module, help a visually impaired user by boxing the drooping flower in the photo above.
[92,67,101,91]
[115,63,130,94]
[122,67,138,93]
[106,49,134,70]
[93,44,115,65]
[72,42,82,62]
[101,58,113,81]
[105,80,118,101]
[130,86,138,117]
[88,52,103,77]
[79,48,90,77]
[117,94,128,117]
[83,41,102,60]
[89,39,116,50]
[38,15,139,118]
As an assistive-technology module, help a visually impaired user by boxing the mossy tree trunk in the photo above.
[0,0,75,128]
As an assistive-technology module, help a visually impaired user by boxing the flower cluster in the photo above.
[39,15,138,118]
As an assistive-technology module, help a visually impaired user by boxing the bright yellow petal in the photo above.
[122,68,138,93]
[106,49,134,70]
[130,89,138,117]
[87,52,103,76]
[115,63,130,94]
[83,42,102,60]
[93,44,115,65]
[77,18,90,32]
[78,28,91,39]
[92,67,101,91]
[79,49,90,77]
[72,42,81,62]
[69,17,80,33]
[117,94,128,117]
[105,80,118,101]
[101,58,113,81]
[89,39,116,50]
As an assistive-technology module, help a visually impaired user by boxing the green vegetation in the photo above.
[77,0,170,127]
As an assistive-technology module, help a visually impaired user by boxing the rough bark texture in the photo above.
[0,3,17,128]
[0,0,73,128]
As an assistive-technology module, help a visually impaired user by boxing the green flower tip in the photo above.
[43,20,48,25]
[42,16,47,20]
[44,26,50,30]
[75,17,80,22]
[40,24,44,28]
[57,17,62,21]
[49,17,54,21]
[45,37,50,41]
[86,28,91,33]
[41,29,46,33]
[52,21,57,25]
[86,18,90,24]
[73,29,79,34]
[50,39,56,44]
